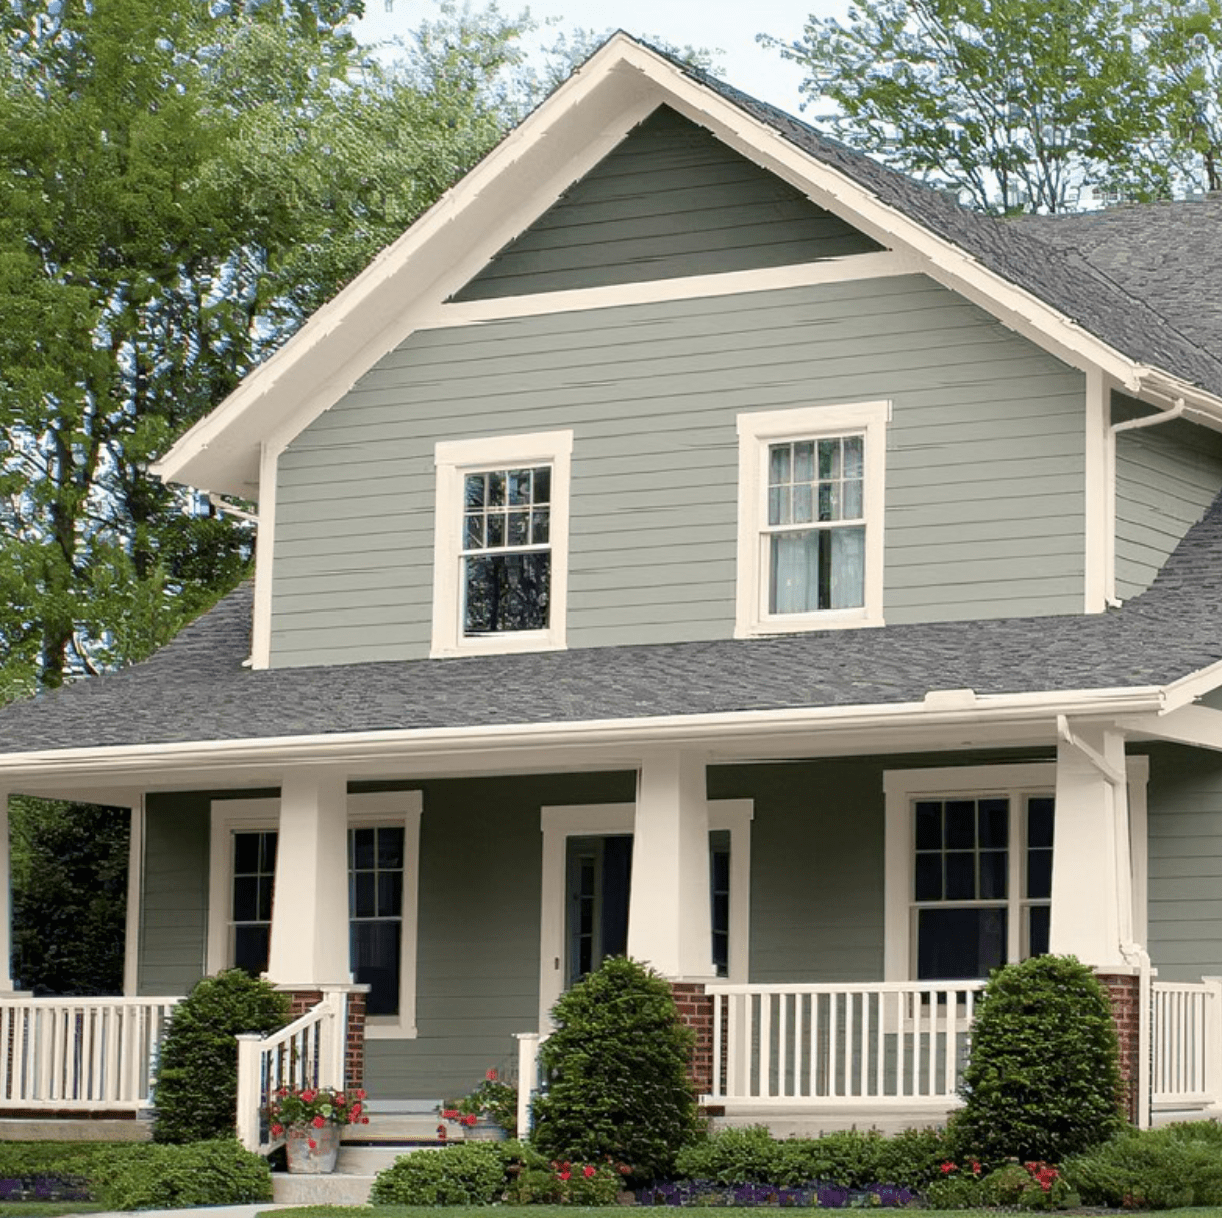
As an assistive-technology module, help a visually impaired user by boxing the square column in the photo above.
[265,770,353,987]
[1049,725,1135,970]
[626,750,715,980]
[0,792,12,992]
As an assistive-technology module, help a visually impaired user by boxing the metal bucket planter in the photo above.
[285,1123,342,1173]
[463,1118,508,1141]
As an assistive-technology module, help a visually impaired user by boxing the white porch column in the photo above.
[625,750,715,979]
[0,792,12,992]
[265,770,352,987]
[1049,724,1134,969]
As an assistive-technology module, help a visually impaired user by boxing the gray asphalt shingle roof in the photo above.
[2,488,1220,754]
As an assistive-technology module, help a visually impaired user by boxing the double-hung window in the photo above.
[431,432,572,657]
[736,403,887,637]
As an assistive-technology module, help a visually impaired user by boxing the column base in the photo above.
[1096,971,1140,1124]
[670,982,714,1098]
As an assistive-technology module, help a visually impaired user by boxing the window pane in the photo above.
[233,876,259,923]
[793,441,814,482]
[464,473,486,510]
[979,850,1008,899]
[487,471,505,507]
[487,512,505,547]
[260,833,277,873]
[377,827,405,869]
[769,444,791,485]
[945,851,976,900]
[465,514,484,549]
[508,511,529,545]
[508,469,531,505]
[945,801,976,849]
[234,833,260,875]
[978,799,1009,848]
[793,483,813,524]
[914,853,942,900]
[378,872,404,919]
[817,481,837,522]
[818,438,840,479]
[531,509,550,545]
[1028,905,1051,957]
[769,485,790,526]
[352,828,376,872]
[918,907,1006,980]
[234,926,270,977]
[257,875,275,922]
[829,527,865,608]
[464,552,550,634]
[351,922,401,1017]
[915,802,942,850]
[353,872,376,919]
[843,479,863,519]
[1027,848,1053,900]
[534,466,551,504]
[1028,797,1055,849]
[843,435,864,478]
[769,529,865,614]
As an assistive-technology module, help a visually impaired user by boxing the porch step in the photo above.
[272,1172,379,1205]
[336,1143,438,1174]
[349,1113,450,1142]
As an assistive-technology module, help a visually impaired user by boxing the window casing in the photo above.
[736,403,887,638]
[208,793,422,1038]
[431,431,572,657]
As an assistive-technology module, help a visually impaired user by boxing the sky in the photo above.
[351,0,853,117]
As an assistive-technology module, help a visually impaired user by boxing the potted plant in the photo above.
[265,1085,369,1173]
[439,1068,517,1140]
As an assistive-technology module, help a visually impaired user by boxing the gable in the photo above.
[452,106,884,301]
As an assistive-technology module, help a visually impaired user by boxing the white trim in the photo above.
[1119,704,1222,752]
[249,443,280,670]
[736,402,888,638]
[0,687,1168,784]
[430,431,573,658]
[124,799,144,997]
[423,253,921,328]
[537,799,752,1030]
[207,792,422,1037]
[1128,754,1150,948]
[148,34,1222,500]
[1084,368,1110,613]
[1162,659,1222,713]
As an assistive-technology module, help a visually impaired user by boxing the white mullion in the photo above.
[459,543,551,558]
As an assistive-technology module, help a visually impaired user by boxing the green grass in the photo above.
[0,1205,105,1217]
[263,1210,1222,1218]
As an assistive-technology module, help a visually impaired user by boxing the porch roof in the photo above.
[2,492,1221,755]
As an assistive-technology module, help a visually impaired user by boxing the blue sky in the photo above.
[351,1,852,116]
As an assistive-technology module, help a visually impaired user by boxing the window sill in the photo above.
[735,610,883,639]
[431,631,566,659]
[365,1018,418,1040]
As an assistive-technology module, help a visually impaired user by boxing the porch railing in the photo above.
[0,996,181,1110]
[706,982,986,1106]
[235,991,348,1153]
[1151,979,1221,1110]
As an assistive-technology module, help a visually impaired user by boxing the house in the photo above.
[1,33,1222,1139]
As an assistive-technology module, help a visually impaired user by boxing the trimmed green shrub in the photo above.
[89,1140,271,1209]
[674,1126,785,1185]
[505,1159,623,1206]
[951,954,1124,1164]
[1063,1122,1222,1209]
[0,1140,122,1201]
[370,1142,509,1206]
[924,1160,1080,1211]
[152,969,290,1143]
[531,956,702,1182]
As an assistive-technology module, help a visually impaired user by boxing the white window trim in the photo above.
[537,800,752,1031]
[431,430,573,658]
[883,760,1149,981]
[207,792,422,1039]
[735,402,888,638]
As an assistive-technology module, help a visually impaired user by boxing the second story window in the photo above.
[736,402,888,637]
[431,431,572,657]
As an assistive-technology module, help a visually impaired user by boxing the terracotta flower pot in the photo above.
[285,1123,342,1173]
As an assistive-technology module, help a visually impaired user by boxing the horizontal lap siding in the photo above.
[1145,744,1222,980]
[453,106,882,300]
[1113,393,1222,600]
[272,275,1085,666]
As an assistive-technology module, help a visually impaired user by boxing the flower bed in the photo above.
[636,1179,917,1208]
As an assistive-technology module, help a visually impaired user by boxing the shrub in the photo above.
[674,1126,785,1185]
[0,1141,120,1201]
[90,1140,272,1210]
[370,1142,510,1206]
[506,1159,623,1205]
[1063,1122,1222,1209]
[152,969,290,1143]
[531,956,702,1182]
[872,1126,950,1189]
[951,954,1124,1164]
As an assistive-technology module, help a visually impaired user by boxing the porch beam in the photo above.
[265,770,353,987]
[626,750,715,980]
[1117,705,1222,753]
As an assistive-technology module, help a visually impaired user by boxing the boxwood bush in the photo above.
[90,1140,272,1210]
[951,954,1124,1164]
[371,1142,520,1206]
[152,969,290,1143]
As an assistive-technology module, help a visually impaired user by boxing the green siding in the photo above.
[1145,744,1222,981]
[454,107,882,300]
[1113,392,1222,601]
[272,275,1086,666]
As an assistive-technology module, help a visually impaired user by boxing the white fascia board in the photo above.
[1162,657,1222,712]
[1118,704,1222,751]
[0,685,1164,784]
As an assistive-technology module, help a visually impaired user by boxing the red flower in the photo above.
[558,1171,571,1182]
[583,1165,596,1178]
[940,1162,957,1175]
[301,1089,317,1104]
[486,1068,498,1081]
[351,1103,362,1118]
[971,1161,981,1176]
[436,1125,447,1140]
[336,1094,346,1105]
[312,1115,326,1129]
[307,1139,317,1151]
[361,1117,370,1124]
[356,1089,367,1100]
[461,1113,478,1127]
[618,1164,632,1176]
[270,1124,283,1137]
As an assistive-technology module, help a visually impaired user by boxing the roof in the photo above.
[2,488,1221,754]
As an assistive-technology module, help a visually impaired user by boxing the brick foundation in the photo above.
[279,987,367,1092]
[1096,971,1140,1123]
[670,982,714,1097]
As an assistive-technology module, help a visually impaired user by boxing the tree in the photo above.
[763,0,1159,213]
[0,0,537,697]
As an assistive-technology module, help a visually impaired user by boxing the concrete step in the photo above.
[0,1117,151,1142]
[336,1143,440,1175]
[346,1113,450,1142]
[272,1172,378,1206]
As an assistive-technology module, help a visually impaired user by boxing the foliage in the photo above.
[0,1141,123,1202]
[266,1085,370,1134]
[673,1125,948,1189]
[924,1158,1079,1209]
[505,1159,623,1206]
[10,797,128,995]
[370,1142,510,1206]
[88,1140,271,1210]
[950,954,1124,1164]
[763,0,1155,213]
[0,0,539,695]
[1062,1121,1222,1209]
[531,956,702,1183]
[440,1067,518,1136]
[152,970,290,1144]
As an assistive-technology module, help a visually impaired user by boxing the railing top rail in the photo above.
[250,995,339,1051]
[1151,981,1215,994]
[704,981,987,996]
[0,995,184,1008]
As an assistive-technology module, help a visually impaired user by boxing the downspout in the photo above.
[1111,397,1186,435]
[1057,716,1153,1127]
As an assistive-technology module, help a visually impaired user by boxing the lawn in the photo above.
[262,1210,1222,1218]
[0,1205,105,1217]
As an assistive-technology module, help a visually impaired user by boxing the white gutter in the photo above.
[0,685,1165,782]
[1112,396,1186,435]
